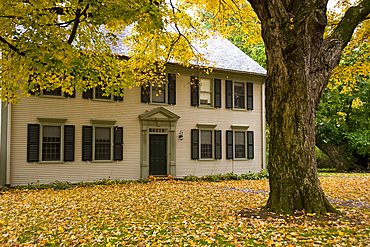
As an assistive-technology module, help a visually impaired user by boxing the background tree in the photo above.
[316,43,370,171]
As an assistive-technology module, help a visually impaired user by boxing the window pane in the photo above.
[43,88,62,96]
[235,131,246,158]
[200,78,212,106]
[152,83,165,103]
[42,126,61,161]
[234,82,245,109]
[95,127,111,160]
[95,85,111,100]
[201,130,212,159]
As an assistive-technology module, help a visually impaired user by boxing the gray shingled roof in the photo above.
[109,27,266,76]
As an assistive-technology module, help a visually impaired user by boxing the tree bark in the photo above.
[247,0,370,214]
[315,135,362,171]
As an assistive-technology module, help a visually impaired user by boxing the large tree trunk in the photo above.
[246,0,369,214]
[315,135,362,171]
[247,0,370,214]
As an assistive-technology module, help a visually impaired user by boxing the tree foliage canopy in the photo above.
[0,0,207,102]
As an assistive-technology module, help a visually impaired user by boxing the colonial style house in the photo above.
[0,33,266,186]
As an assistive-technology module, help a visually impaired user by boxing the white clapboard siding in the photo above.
[9,68,265,186]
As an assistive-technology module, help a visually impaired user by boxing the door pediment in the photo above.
[139,107,180,122]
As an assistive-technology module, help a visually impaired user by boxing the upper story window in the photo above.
[226,80,253,110]
[29,87,75,98]
[191,77,221,108]
[234,82,245,109]
[151,83,166,103]
[42,88,62,97]
[83,86,123,101]
[199,78,213,106]
[141,73,176,105]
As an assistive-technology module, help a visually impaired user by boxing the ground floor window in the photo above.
[234,131,246,159]
[200,130,213,159]
[42,126,61,161]
[226,128,254,160]
[95,127,111,160]
[82,124,123,162]
[27,122,75,162]
[191,124,221,160]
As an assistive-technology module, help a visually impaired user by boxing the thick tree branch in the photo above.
[0,36,25,56]
[324,0,370,66]
[67,4,89,45]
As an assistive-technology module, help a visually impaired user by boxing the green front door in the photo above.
[149,134,167,175]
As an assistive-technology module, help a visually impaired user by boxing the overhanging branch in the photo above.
[67,3,89,45]
[0,36,25,56]
[325,0,370,54]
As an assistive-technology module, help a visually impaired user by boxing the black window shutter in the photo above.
[114,89,124,101]
[226,130,233,159]
[247,131,254,159]
[82,126,93,161]
[247,82,253,110]
[214,79,221,108]
[214,130,222,159]
[141,82,150,103]
[191,129,199,159]
[28,84,40,95]
[114,94,124,101]
[65,89,76,98]
[168,73,176,105]
[225,80,233,109]
[64,125,75,161]
[83,88,93,99]
[190,76,199,106]
[27,124,40,162]
[114,127,123,161]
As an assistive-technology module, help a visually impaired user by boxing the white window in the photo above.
[199,78,213,106]
[42,88,63,97]
[41,125,62,161]
[200,130,213,159]
[95,85,113,100]
[234,131,246,159]
[94,127,112,160]
[234,82,246,109]
[151,83,166,104]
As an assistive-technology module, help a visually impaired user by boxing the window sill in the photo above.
[149,102,168,106]
[39,95,64,99]
[90,160,115,163]
[231,108,248,111]
[198,158,215,161]
[233,158,248,161]
[91,98,114,102]
[198,105,214,109]
[38,161,65,164]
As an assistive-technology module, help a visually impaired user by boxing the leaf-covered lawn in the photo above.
[1,177,369,246]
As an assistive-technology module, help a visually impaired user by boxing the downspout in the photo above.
[0,101,9,186]
[6,101,11,185]
[261,82,266,170]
